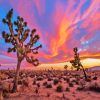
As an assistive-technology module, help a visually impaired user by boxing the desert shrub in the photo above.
[77,87,84,91]
[30,75,34,78]
[18,80,22,85]
[33,80,36,85]
[37,76,43,81]
[71,80,76,83]
[8,76,13,79]
[58,76,62,80]
[56,85,63,92]
[69,83,74,87]
[89,83,100,93]
[23,80,29,87]
[43,81,47,86]
[46,84,52,88]
[63,77,66,81]
[53,79,59,85]
[66,87,70,92]
[86,78,91,82]
[47,92,50,97]
[92,76,97,80]
[48,78,52,81]
[37,83,40,88]
[2,88,10,98]
[75,81,79,85]
[66,78,70,83]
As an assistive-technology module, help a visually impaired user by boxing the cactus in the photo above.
[2,9,42,92]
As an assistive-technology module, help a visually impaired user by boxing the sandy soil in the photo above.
[0,70,100,100]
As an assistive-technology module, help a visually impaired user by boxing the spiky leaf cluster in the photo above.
[70,47,82,70]
[2,9,42,66]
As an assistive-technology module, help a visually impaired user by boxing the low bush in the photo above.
[92,76,97,80]
[53,79,59,85]
[69,83,74,87]
[46,84,52,88]
[66,87,70,92]
[18,80,23,85]
[56,85,63,92]
[43,81,47,86]
[89,83,100,93]
[77,87,84,91]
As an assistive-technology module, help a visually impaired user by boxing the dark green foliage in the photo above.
[53,79,59,85]
[70,47,88,80]
[46,84,52,88]
[89,83,100,93]
[56,85,63,92]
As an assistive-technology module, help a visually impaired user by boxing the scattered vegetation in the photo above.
[46,84,52,88]
[53,79,59,85]
[66,87,70,92]
[89,83,100,93]
[69,83,74,87]
[43,81,47,86]
[56,85,63,92]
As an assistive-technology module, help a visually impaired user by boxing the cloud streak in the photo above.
[0,0,100,68]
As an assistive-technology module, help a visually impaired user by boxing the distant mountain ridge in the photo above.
[88,66,100,71]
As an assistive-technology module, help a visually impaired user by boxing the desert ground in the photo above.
[0,69,100,100]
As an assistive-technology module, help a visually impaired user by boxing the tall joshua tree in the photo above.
[70,47,87,80]
[2,9,42,92]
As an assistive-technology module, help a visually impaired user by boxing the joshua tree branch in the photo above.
[31,44,42,54]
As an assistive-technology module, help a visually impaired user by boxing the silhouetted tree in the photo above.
[2,9,42,92]
[70,47,87,80]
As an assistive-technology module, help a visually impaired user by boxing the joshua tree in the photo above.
[70,47,87,80]
[2,9,42,92]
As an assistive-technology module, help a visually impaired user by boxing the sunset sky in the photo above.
[0,0,100,69]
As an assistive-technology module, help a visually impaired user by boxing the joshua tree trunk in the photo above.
[12,59,21,92]
[81,65,87,80]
